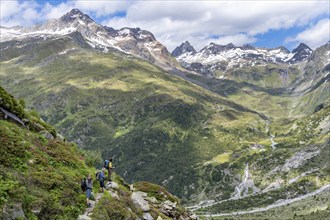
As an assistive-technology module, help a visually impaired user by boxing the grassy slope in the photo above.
[0,86,93,219]
[185,68,329,120]
[172,48,330,210]
[195,102,330,214]
[176,47,329,216]
[0,86,192,219]
[0,35,267,201]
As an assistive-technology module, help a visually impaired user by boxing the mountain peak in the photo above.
[292,43,312,53]
[69,8,84,15]
[59,8,94,24]
[201,42,236,54]
[171,41,196,57]
[224,42,235,50]
[207,42,218,48]
[288,43,312,64]
[241,44,255,50]
[273,46,290,53]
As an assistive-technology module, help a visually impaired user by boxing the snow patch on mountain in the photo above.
[0,9,174,68]
[173,41,313,76]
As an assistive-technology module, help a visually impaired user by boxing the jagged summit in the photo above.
[288,43,313,64]
[292,43,312,53]
[171,40,196,57]
[62,8,86,17]
[225,42,235,49]
[241,44,255,50]
[201,42,236,55]
[275,46,290,54]
[68,8,85,15]
[173,40,315,76]
[59,8,94,24]
[0,9,175,68]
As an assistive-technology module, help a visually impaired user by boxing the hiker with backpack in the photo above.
[96,167,106,193]
[104,158,114,181]
[85,174,93,207]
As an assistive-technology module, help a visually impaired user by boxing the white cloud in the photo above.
[0,0,329,51]
[0,0,129,26]
[0,1,20,20]
[41,2,74,20]
[0,0,40,26]
[22,7,39,21]
[72,0,129,17]
[103,1,329,51]
[286,19,330,49]
[213,34,257,47]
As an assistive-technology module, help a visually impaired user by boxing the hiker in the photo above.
[104,158,114,181]
[85,174,93,207]
[81,177,87,192]
[98,167,106,193]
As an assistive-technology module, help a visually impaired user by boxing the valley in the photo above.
[0,8,329,219]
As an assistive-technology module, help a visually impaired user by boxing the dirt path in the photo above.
[77,182,118,220]
[77,192,103,220]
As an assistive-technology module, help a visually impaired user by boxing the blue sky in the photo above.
[1,0,329,51]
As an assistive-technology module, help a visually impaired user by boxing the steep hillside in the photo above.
[0,86,92,219]
[0,32,268,201]
[0,86,195,220]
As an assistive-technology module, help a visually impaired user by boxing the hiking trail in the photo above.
[77,181,118,220]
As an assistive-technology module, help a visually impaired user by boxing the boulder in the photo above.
[190,214,198,219]
[31,206,41,215]
[2,203,26,220]
[40,130,54,140]
[56,133,65,141]
[163,200,176,208]
[105,181,119,190]
[77,215,92,220]
[161,200,177,212]
[145,196,158,204]
[162,204,173,210]
[109,190,120,199]
[131,191,150,212]
[143,212,154,220]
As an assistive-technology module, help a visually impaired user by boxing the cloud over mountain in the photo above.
[0,0,329,50]
[286,19,330,49]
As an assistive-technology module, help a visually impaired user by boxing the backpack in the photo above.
[96,171,103,181]
[104,160,110,169]
[81,179,87,192]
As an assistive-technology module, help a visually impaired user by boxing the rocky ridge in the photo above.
[0,9,176,68]
[172,41,313,77]
[172,41,196,57]
[79,180,197,220]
